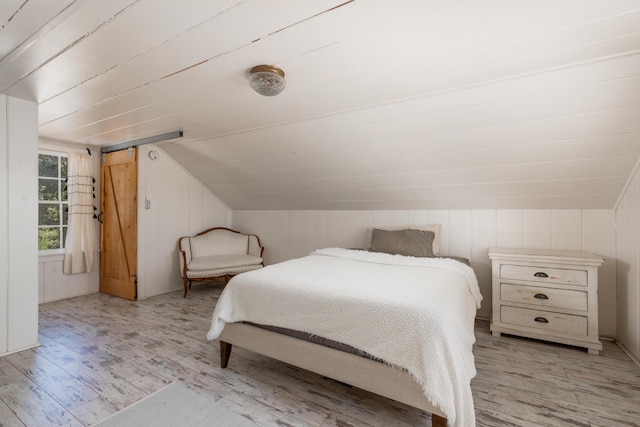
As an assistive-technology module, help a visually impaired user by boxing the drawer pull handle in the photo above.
[534,272,549,278]
[534,293,549,300]
[534,317,549,323]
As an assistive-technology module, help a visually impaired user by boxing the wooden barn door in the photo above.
[100,148,137,300]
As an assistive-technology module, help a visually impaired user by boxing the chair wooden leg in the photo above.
[182,277,189,298]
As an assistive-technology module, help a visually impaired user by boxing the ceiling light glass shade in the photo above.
[249,65,286,96]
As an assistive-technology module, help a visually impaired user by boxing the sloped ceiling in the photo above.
[2,0,640,210]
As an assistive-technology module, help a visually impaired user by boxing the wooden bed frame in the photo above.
[219,322,448,427]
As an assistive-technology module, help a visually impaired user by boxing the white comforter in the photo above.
[207,248,482,427]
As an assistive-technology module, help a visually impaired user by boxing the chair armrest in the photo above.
[178,237,192,278]
[248,234,264,259]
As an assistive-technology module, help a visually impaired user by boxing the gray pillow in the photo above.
[370,229,435,257]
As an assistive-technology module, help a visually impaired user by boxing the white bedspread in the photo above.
[207,248,482,427]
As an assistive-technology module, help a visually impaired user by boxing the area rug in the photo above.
[94,382,255,426]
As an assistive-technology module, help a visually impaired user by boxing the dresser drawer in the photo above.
[500,306,587,336]
[500,264,587,286]
[500,283,588,311]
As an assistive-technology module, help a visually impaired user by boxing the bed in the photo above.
[206,230,482,427]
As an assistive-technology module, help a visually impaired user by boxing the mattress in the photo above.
[245,322,384,362]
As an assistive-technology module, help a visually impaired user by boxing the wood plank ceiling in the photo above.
[2,0,640,210]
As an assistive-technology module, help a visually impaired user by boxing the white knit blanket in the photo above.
[207,248,482,427]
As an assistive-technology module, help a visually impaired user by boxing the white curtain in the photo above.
[63,152,98,274]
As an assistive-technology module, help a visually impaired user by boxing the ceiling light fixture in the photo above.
[249,65,286,96]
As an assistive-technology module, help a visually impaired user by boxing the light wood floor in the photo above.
[1,282,639,426]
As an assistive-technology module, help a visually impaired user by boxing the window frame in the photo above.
[38,150,68,253]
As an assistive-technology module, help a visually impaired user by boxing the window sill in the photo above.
[38,251,64,262]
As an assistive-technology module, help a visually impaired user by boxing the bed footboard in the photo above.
[218,323,448,426]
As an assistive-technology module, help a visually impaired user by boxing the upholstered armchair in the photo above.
[178,227,264,297]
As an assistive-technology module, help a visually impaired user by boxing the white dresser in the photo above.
[488,248,604,354]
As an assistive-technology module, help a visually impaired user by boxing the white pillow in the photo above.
[366,224,441,255]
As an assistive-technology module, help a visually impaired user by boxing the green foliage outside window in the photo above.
[38,153,68,250]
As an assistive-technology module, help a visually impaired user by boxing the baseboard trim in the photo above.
[616,340,640,369]
[0,342,41,358]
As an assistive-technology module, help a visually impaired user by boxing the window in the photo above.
[38,152,68,251]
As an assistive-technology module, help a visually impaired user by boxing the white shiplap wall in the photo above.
[233,209,616,337]
[615,160,640,362]
[38,255,99,303]
[1,95,39,356]
[137,144,232,299]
